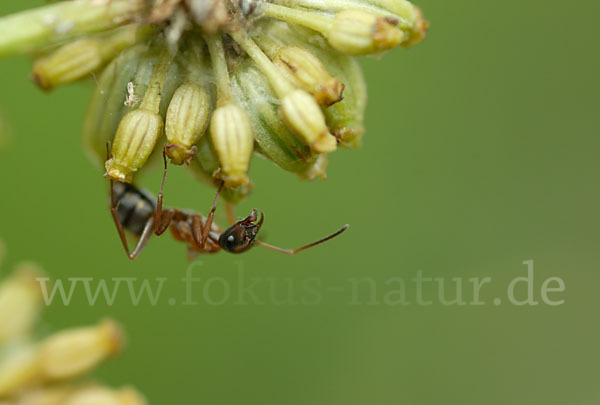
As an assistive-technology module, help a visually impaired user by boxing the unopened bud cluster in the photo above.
[0,240,147,404]
[0,0,427,203]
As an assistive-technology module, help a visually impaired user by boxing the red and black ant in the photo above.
[107,144,348,260]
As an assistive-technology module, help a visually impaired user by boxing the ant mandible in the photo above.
[106,143,349,260]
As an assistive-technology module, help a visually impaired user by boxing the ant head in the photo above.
[219,209,264,254]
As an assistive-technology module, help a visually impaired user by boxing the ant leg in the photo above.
[192,181,224,248]
[256,224,350,255]
[129,216,155,259]
[155,146,176,235]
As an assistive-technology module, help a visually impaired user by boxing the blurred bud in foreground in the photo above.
[0,243,146,402]
[0,342,39,398]
[0,264,44,345]
[0,320,122,397]
[39,319,123,380]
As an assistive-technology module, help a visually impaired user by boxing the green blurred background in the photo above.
[0,0,599,403]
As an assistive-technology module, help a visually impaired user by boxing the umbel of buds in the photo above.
[0,240,147,403]
[0,0,428,203]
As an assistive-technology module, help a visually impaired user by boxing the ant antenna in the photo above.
[256,224,349,255]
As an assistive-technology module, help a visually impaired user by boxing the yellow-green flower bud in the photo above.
[82,44,147,168]
[31,26,139,92]
[105,47,175,183]
[328,10,404,55]
[210,104,254,187]
[32,39,104,91]
[0,264,43,345]
[274,46,344,107]
[105,109,164,183]
[38,319,123,380]
[187,136,253,205]
[280,89,337,153]
[0,342,39,397]
[165,82,211,165]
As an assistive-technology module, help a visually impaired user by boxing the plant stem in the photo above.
[271,0,415,29]
[205,34,233,105]
[229,29,294,97]
[0,0,149,59]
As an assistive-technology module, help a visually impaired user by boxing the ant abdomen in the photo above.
[112,182,156,237]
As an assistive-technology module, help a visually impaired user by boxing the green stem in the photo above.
[271,0,415,29]
[251,31,282,60]
[204,34,232,105]
[140,47,175,113]
[229,29,293,97]
[0,0,149,59]
[262,3,332,35]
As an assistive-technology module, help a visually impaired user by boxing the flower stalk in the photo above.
[0,0,149,59]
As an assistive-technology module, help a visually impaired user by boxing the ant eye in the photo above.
[227,235,235,243]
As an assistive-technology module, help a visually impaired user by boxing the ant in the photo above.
[107,144,349,260]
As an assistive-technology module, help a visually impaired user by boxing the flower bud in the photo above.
[274,46,344,107]
[327,10,404,55]
[0,264,44,345]
[187,136,253,205]
[105,109,164,183]
[0,342,40,397]
[83,44,147,168]
[165,82,211,165]
[280,89,337,153]
[38,319,123,380]
[32,40,103,91]
[104,47,175,183]
[32,26,139,91]
[210,104,254,187]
